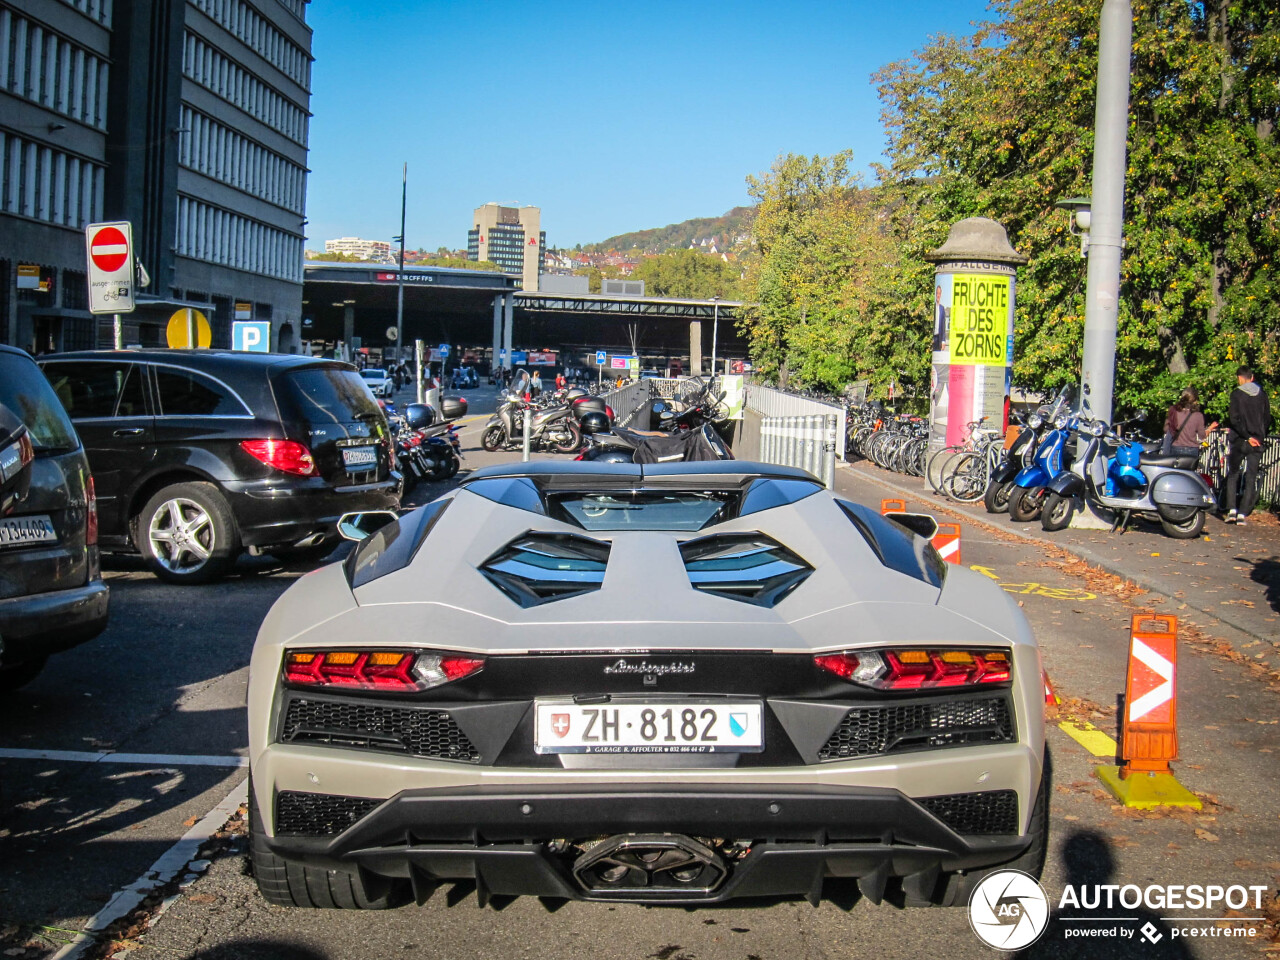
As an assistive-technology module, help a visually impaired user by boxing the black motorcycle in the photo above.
[579,382,732,464]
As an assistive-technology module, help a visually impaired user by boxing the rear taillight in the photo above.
[85,476,98,546]
[283,649,484,691]
[815,648,1011,690]
[17,429,34,469]
[240,439,316,476]
[605,405,615,420]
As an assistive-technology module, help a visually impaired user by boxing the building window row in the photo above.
[188,0,310,88]
[176,195,303,283]
[0,130,104,227]
[0,8,110,129]
[178,105,305,213]
[181,33,308,145]
[58,0,112,27]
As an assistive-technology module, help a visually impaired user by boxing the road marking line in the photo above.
[1058,719,1119,757]
[51,777,248,959]
[0,748,246,767]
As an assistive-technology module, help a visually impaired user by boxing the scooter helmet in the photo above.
[404,402,436,430]
[580,411,611,435]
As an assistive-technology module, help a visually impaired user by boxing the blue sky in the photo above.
[304,1,992,251]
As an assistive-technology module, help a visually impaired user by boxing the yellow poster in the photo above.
[948,274,1010,366]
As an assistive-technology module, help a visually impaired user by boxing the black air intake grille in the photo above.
[679,534,812,607]
[281,697,480,762]
[275,790,382,837]
[818,696,1013,761]
[480,533,610,607]
[918,789,1019,835]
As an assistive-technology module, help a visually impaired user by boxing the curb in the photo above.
[836,460,1273,647]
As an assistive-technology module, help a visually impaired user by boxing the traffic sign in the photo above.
[232,320,270,352]
[439,343,450,357]
[595,350,607,365]
[166,309,211,349]
[84,221,135,314]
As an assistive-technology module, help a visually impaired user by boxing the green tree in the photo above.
[629,249,743,299]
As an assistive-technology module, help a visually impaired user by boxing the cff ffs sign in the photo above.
[949,274,1010,366]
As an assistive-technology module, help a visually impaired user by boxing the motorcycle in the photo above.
[391,403,461,495]
[578,382,732,463]
[481,393,581,454]
[1005,387,1079,522]
[1040,418,1215,539]
[982,409,1037,513]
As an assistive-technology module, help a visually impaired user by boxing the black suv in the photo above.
[0,346,109,690]
[41,351,400,584]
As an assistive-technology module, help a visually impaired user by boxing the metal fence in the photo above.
[1200,433,1280,505]
[745,383,847,460]
[599,378,689,428]
[759,414,838,488]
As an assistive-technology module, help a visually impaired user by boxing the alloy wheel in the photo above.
[148,497,215,573]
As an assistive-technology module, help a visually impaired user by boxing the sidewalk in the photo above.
[835,458,1280,662]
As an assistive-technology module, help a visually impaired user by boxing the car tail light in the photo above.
[240,439,316,476]
[17,429,34,469]
[283,649,484,691]
[85,476,98,546]
[605,405,615,420]
[814,648,1011,690]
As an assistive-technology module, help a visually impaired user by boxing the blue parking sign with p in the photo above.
[233,320,270,352]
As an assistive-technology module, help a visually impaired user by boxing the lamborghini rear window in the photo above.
[547,491,735,531]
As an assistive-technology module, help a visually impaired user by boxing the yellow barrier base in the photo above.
[1096,766,1203,810]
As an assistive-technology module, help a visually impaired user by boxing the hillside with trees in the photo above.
[583,207,754,255]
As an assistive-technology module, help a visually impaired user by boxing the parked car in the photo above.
[450,367,479,390]
[40,351,401,584]
[0,346,109,690]
[245,461,1045,910]
[360,368,394,398]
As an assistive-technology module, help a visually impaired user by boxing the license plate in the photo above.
[0,514,57,547]
[341,446,377,469]
[534,700,763,754]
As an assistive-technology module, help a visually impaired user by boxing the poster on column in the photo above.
[929,274,953,446]
[949,274,1010,366]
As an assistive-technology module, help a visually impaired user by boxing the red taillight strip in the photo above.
[283,650,484,691]
[815,648,1011,690]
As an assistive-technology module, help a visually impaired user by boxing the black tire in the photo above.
[248,776,406,910]
[136,481,239,584]
[445,456,460,478]
[1160,508,1205,539]
[481,424,505,452]
[0,657,47,692]
[1007,485,1044,523]
[553,420,582,454]
[983,479,1014,514]
[922,749,1051,908]
[1040,492,1074,532]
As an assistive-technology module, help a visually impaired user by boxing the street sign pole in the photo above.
[394,162,407,361]
[415,340,424,404]
[113,315,122,350]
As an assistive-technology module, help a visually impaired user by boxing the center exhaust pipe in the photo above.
[572,834,728,900]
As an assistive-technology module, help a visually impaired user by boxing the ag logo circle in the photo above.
[967,869,1049,950]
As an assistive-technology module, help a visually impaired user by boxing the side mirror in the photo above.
[885,512,939,540]
[337,510,399,542]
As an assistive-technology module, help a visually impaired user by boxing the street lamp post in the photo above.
[392,163,407,364]
[709,296,721,378]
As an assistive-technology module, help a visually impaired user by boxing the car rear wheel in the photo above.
[137,481,239,584]
[0,657,47,692]
[248,776,406,909]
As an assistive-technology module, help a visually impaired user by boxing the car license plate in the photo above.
[341,446,377,469]
[0,514,57,547]
[534,700,763,754]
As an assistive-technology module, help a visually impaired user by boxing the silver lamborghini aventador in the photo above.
[246,461,1047,910]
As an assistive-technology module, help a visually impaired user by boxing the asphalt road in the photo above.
[1,389,1276,960]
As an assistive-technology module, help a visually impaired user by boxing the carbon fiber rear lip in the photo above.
[264,783,1034,901]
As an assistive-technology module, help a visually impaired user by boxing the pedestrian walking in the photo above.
[530,371,543,398]
[1162,388,1213,458]
[1222,365,1271,524]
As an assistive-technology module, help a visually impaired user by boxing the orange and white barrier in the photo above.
[931,522,962,565]
[880,498,906,515]
[1119,614,1179,776]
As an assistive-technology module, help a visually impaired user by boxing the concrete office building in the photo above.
[0,0,311,354]
[467,203,544,292]
[323,237,391,261]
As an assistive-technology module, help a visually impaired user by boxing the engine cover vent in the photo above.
[679,534,812,607]
[481,533,610,607]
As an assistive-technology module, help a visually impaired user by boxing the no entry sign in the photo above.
[84,221,135,314]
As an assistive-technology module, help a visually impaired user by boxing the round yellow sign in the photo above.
[166,309,212,349]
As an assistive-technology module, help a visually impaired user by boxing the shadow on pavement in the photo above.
[1021,830,1190,958]
[177,940,328,960]
[1243,555,1280,613]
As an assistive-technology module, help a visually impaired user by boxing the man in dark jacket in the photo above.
[1224,365,1271,524]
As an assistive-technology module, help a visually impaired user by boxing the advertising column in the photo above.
[924,218,1027,451]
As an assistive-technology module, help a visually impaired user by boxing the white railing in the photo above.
[745,383,847,459]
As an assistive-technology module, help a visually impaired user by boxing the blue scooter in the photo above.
[1006,387,1076,522]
